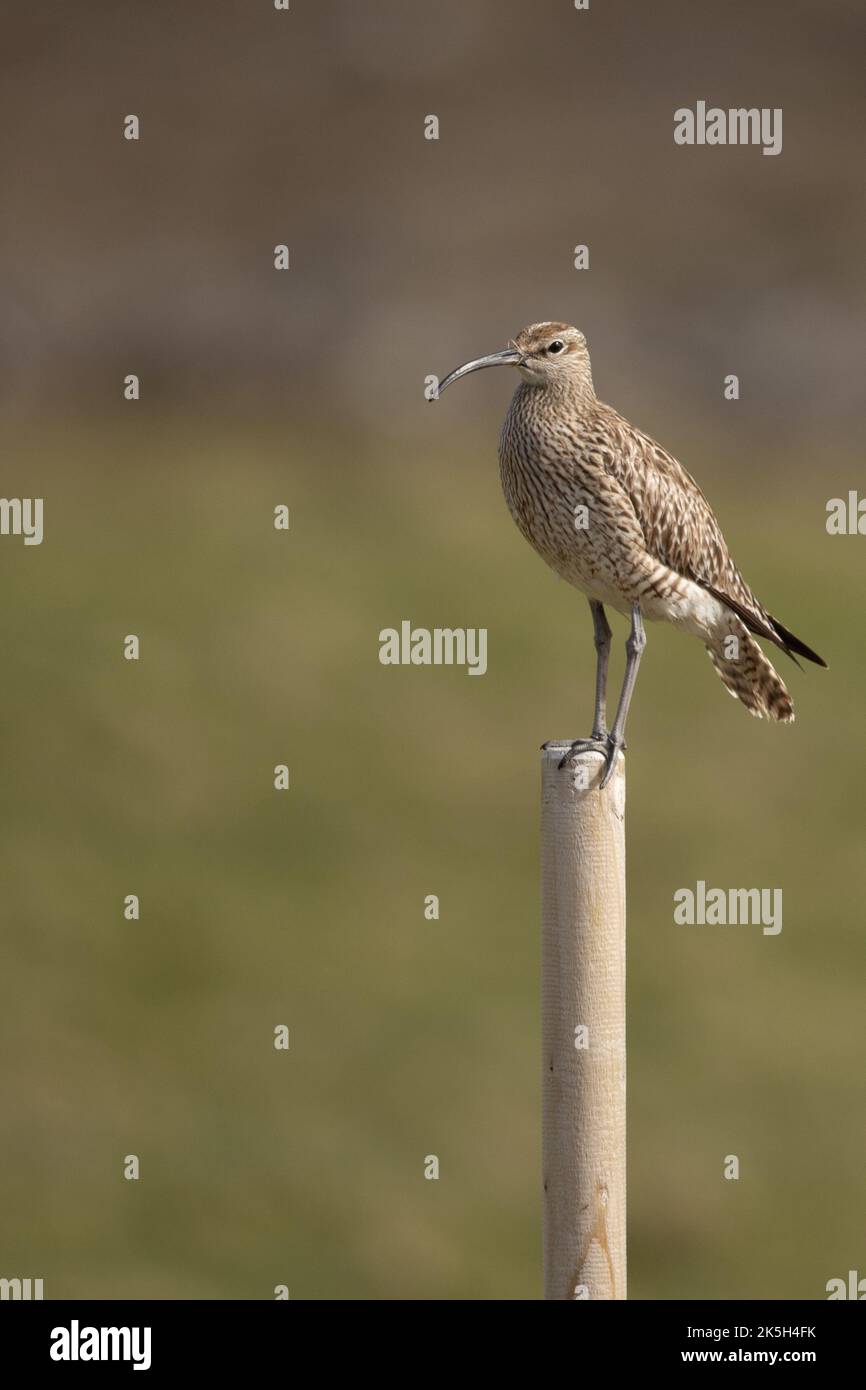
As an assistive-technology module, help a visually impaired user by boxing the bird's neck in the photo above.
[515,375,596,416]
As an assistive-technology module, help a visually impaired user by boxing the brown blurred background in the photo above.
[0,0,863,1299]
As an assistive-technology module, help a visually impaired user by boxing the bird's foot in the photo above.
[554,733,625,788]
[555,736,609,770]
[598,734,625,789]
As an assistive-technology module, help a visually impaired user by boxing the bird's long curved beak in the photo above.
[434,346,522,398]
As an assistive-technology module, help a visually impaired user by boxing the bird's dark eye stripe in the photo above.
[548,340,564,354]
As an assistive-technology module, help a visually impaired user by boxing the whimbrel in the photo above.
[435,322,826,786]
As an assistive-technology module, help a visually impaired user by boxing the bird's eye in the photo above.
[548,340,565,354]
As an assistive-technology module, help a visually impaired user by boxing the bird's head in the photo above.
[436,322,593,397]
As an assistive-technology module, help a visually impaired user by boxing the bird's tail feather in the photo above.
[699,581,827,669]
[706,625,794,722]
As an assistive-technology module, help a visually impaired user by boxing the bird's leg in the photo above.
[554,601,613,769]
[599,601,646,789]
[589,600,612,738]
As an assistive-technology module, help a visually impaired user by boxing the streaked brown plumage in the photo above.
[437,321,826,785]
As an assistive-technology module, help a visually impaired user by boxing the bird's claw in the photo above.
[555,734,625,788]
[598,736,624,788]
[556,737,609,770]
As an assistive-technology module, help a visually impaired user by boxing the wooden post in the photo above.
[541,744,627,1301]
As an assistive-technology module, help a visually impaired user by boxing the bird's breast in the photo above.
[498,394,605,589]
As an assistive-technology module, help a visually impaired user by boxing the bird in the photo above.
[434,321,826,787]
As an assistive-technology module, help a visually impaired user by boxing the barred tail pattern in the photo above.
[706,625,794,723]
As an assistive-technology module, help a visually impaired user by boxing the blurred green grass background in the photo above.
[0,416,862,1300]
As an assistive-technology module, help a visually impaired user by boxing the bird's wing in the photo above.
[597,407,768,619]
[582,405,826,668]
